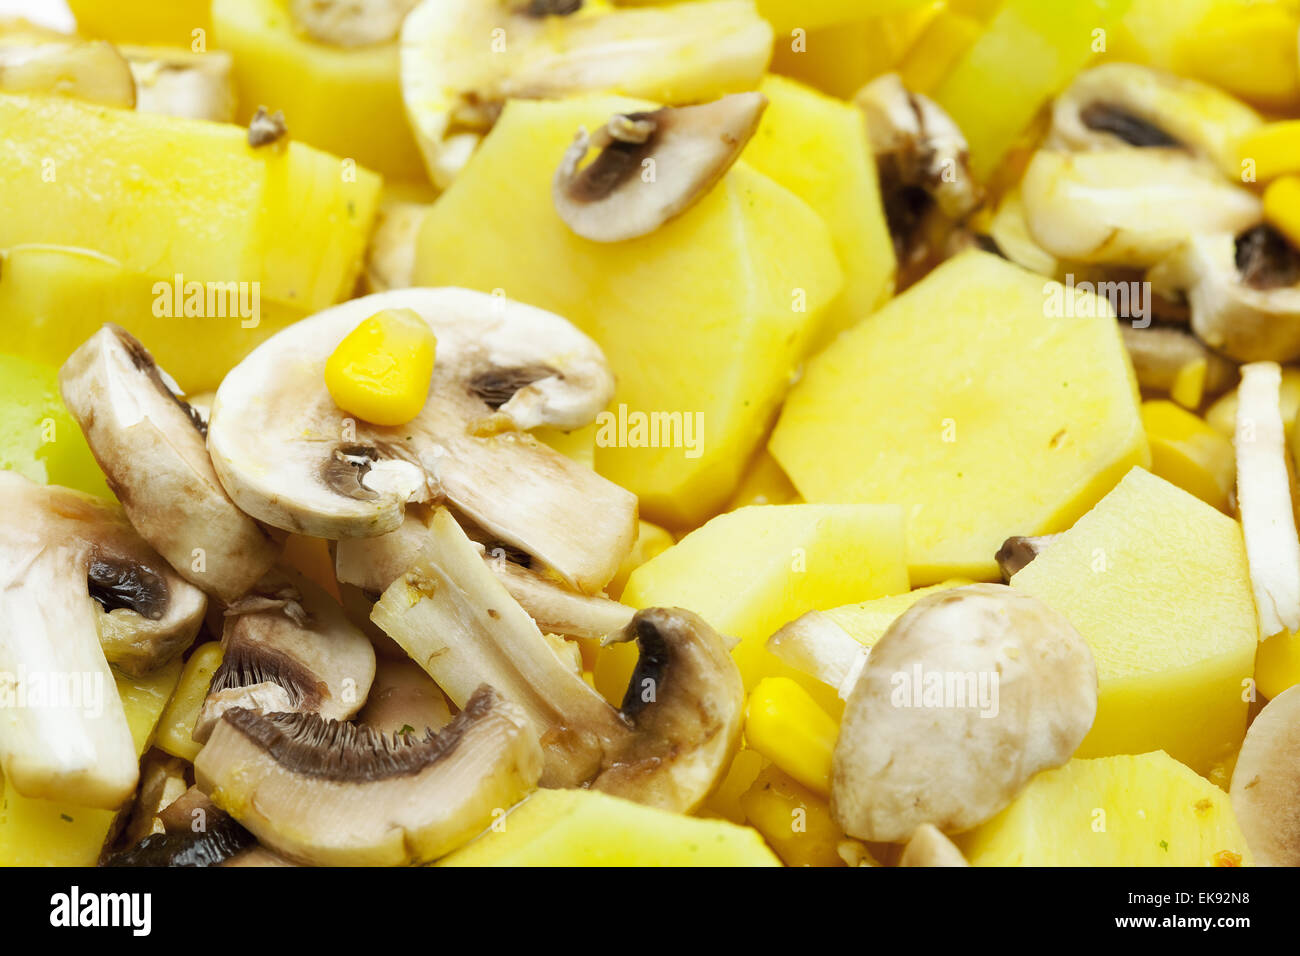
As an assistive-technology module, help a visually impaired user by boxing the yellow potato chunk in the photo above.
[606,520,675,601]
[822,579,974,647]
[325,309,437,427]
[755,0,935,34]
[0,93,380,314]
[212,0,427,183]
[726,446,800,510]
[744,75,895,347]
[1264,176,1300,251]
[1141,400,1235,513]
[1206,365,1300,439]
[68,0,210,46]
[600,503,908,710]
[771,251,1148,584]
[1011,468,1257,774]
[154,642,223,763]
[0,660,183,866]
[1257,629,1300,700]
[412,95,843,526]
[960,752,1252,866]
[439,789,780,866]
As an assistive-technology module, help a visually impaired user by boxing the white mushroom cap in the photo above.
[208,288,635,594]
[831,583,1097,843]
[1230,683,1300,866]
[552,93,768,243]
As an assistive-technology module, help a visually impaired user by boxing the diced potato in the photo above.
[754,0,935,34]
[704,748,768,824]
[0,93,381,314]
[212,0,427,183]
[739,766,844,867]
[726,446,801,510]
[897,7,984,94]
[1206,365,1300,439]
[68,0,210,46]
[1257,630,1300,700]
[771,251,1149,584]
[0,352,110,499]
[744,75,896,347]
[438,789,781,866]
[0,245,306,394]
[154,643,223,763]
[960,752,1252,866]
[0,660,183,866]
[933,0,1131,180]
[1141,400,1235,513]
[412,95,844,526]
[606,520,676,601]
[1011,468,1257,774]
[598,503,908,710]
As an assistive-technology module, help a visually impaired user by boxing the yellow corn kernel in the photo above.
[154,642,223,762]
[1264,176,1300,252]
[897,9,984,95]
[324,308,436,427]
[1140,400,1235,513]
[1170,356,1207,410]
[745,676,838,796]
[739,766,844,867]
[1238,121,1300,185]
[1176,4,1300,112]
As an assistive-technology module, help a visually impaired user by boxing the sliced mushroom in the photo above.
[1048,63,1262,179]
[291,0,420,48]
[1021,149,1262,268]
[831,584,1097,843]
[855,72,980,271]
[1229,683,1300,866]
[0,37,136,108]
[60,325,281,605]
[121,47,235,122]
[899,823,969,867]
[400,0,772,187]
[336,505,635,639]
[193,568,376,743]
[995,534,1060,582]
[1118,321,1239,396]
[370,507,744,810]
[552,93,766,243]
[767,611,866,699]
[208,288,637,594]
[0,474,204,808]
[117,750,191,848]
[104,807,257,867]
[356,655,453,736]
[363,196,430,294]
[1233,362,1300,637]
[194,685,543,866]
[1149,227,1300,363]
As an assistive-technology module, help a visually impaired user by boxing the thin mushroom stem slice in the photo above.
[194,685,544,866]
[1233,362,1300,637]
[552,92,768,243]
[370,507,745,810]
[1229,683,1300,866]
[60,324,281,604]
[208,288,636,594]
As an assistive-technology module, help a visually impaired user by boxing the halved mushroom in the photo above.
[767,612,866,700]
[121,47,236,122]
[207,288,637,594]
[1118,321,1239,396]
[370,507,744,810]
[0,473,205,808]
[0,37,136,108]
[194,685,543,866]
[1047,63,1262,180]
[995,533,1060,582]
[335,505,635,639]
[290,0,420,47]
[356,655,453,736]
[1229,683,1300,866]
[831,583,1097,843]
[1021,148,1262,268]
[1149,227,1300,363]
[400,0,772,187]
[552,93,767,243]
[193,568,376,743]
[60,325,281,605]
[899,823,969,867]
[854,72,980,272]
[1233,362,1300,638]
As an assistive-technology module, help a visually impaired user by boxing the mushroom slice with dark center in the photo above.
[1229,683,1300,866]
[400,0,772,187]
[105,788,258,867]
[831,584,1097,843]
[335,505,636,640]
[60,325,281,604]
[1048,63,1262,178]
[194,685,543,866]
[552,93,767,243]
[0,473,205,808]
[1148,228,1300,363]
[370,507,744,811]
[192,568,376,743]
[208,288,637,594]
